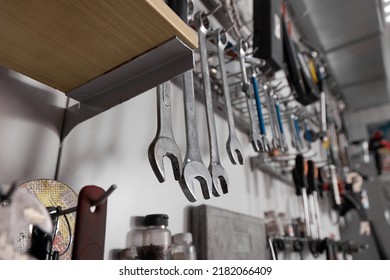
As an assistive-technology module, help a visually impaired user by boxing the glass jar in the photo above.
[141,214,172,260]
[171,233,196,260]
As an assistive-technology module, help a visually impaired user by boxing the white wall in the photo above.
[344,102,390,141]
[0,69,66,183]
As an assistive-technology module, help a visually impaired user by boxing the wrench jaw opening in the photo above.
[180,161,213,202]
[226,137,244,165]
[260,135,271,153]
[209,163,229,197]
[148,138,183,183]
[249,131,262,153]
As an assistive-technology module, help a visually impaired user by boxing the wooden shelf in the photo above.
[0,0,198,94]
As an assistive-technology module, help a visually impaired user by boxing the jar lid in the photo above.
[173,233,192,244]
[145,214,169,226]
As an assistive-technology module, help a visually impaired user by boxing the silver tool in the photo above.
[251,74,270,152]
[237,39,263,152]
[264,83,281,151]
[274,95,288,152]
[148,82,183,183]
[179,70,213,202]
[194,12,229,196]
[212,28,244,165]
[320,91,327,138]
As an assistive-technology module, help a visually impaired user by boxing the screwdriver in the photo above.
[292,154,311,237]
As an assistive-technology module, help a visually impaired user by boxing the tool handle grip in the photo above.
[304,121,312,144]
[307,160,317,194]
[275,101,285,135]
[292,168,302,196]
[251,76,266,135]
[294,117,303,146]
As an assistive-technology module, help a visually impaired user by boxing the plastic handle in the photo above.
[275,101,285,135]
[304,121,312,144]
[307,160,316,194]
[295,154,307,190]
[292,168,302,196]
[294,117,303,146]
[251,76,266,135]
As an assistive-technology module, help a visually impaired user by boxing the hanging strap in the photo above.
[72,186,107,260]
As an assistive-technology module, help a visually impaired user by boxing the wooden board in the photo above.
[0,0,197,93]
[191,205,267,260]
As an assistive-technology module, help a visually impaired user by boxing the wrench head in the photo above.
[148,137,183,183]
[179,160,213,202]
[261,135,271,153]
[209,163,229,197]
[226,136,244,165]
[249,131,263,153]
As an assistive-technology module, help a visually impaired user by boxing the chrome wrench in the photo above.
[251,73,270,152]
[274,96,288,152]
[194,12,228,196]
[294,116,304,151]
[264,83,281,151]
[237,39,262,152]
[212,28,244,165]
[148,82,183,183]
[169,0,212,202]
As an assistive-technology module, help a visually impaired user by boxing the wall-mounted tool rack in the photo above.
[189,0,335,180]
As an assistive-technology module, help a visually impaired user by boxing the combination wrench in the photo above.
[168,0,212,202]
[212,28,244,165]
[264,83,281,152]
[148,82,183,183]
[194,12,228,196]
[251,73,270,152]
[237,39,263,152]
[274,95,288,152]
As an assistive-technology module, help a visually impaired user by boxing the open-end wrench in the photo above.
[212,28,244,165]
[194,12,228,196]
[237,39,262,152]
[320,91,327,140]
[264,83,281,151]
[180,69,213,202]
[294,116,305,151]
[168,0,212,202]
[303,118,312,149]
[274,96,288,152]
[288,113,300,151]
[251,73,270,152]
[148,82,183,183]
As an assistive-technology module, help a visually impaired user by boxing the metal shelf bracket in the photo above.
[61,37,194,140]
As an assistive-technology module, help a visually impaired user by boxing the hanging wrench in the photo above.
[288,113,300,151]
[168,0,212,202]
[237,39,262,152]
[194,12,228,196]
[294,116,305,151]
[274,95,288,152]
[212,28,244,165]
[251,73,270,152]
[303,118,312,149]
[148,82,183,183]
[264,83,281,151]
